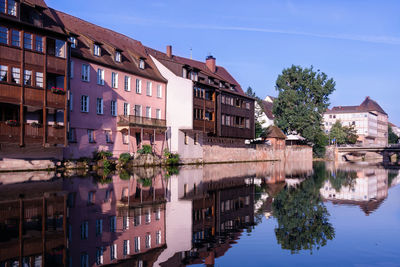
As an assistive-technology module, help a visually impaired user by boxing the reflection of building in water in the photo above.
[156,165,255,266]
[320,166,389,215]
[0,178,67,266]
[65,171,167,267]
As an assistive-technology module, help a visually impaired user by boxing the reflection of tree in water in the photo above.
[388,169,399,187]
[327,169,357,192]
[272,162,335,254]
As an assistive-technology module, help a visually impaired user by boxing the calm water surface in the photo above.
[0,161,399,267]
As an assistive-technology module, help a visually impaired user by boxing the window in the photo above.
[70,60,74,79]
[145,210,151,224]
[0,26,8,45]
[184,132,188,145]
[115,51,121,62]
[68,92,73,111]
[105,130,112,143]
[105,189,112,202]
[146,81,152,96]
[245,102,250,110]
[96,247,103,265]
[124,76,131,91]
[221,114,225,125]
[0,2,3,13]
[88,129,95,143]
[7,0,16,16]
[55,40,66,58]
[245,118,250,129]
[80,221,88,240]
[111,72,118,88]
[24,70,32,85]
[69,37,77,48]
[182,68,187,78]
[68,128,76,142]
[123,216,129,230]
[23,33,33,49]
[205,111,213,121]
[111,100,117,116]
[134,237,140,252]
[157,84,162,98]
[81,253,88,267]
[0,65,7,82]
[156,109,161,120]
[81,95,89,112]
[96,219,103,236]
[156,230,161,245]
[93,44,100,56]
[134,105,141,117]
[81,64,90,82]
[194,133,198,145]
[122,132,129,144]
[36,72,43,87]
[190,71,198,81]
[145,106,151,118]
[87,191,95,205]
[155,208,161,220]
[97,69,104,85]
[110,244,117,260]
[96,98,103,114]
[136,79,142,94]
[123,240,130,255]
[110,216,116,232]
[11,30,19,47]
[139,59,145,69]
[134,214,141,226]
[124,103,130,116]
[145,234,151,248]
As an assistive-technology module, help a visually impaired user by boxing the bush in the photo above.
[165,166,180,178]
[140,178,152,187]
[119,153,131,165]
[119,169,131,180]
[93,150,113,160]
[164,150,180,165]
[137,145,153,155]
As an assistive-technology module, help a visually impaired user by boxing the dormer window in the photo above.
[219,82,223,88]
[1,0,17,16]
[182,68,187,78]
[93,44,100,56]
[190,71,198,82]
[115,51,121,62]
[69,37,77,48]
[139,59,145,69]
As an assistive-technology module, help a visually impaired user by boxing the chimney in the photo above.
[166,45,172,58]
[206,55,216,73]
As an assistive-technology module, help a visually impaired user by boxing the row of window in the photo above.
[80,232,161,266]
[0,0,17,16]
[0,64,43,87]
[222,95,251,109]
[193,86,213,100]
[69,128,155,145]
[78,63,162,96]
[194,108,213,121]
[222,114,250,128]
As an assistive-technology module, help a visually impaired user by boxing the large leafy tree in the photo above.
[329,120,358,145]
[273,65,335,156]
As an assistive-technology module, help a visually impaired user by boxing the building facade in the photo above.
[0,0,69,159]
[53,10,168,159]
[147,46,255,162]
[323,96,388,146]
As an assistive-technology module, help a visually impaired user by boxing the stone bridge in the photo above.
[334,145,400,163]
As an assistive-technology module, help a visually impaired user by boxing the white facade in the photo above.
[255,102,274,129]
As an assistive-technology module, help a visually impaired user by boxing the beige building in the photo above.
[323,96,388,146]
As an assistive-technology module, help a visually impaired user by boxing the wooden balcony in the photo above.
[0,122,20,143]
[118,115,167,129]
[25,87,44,106]
[47,90,66,109]
[193,119,215,133]
[24,123,44,143]
[205,100,215,110]
[47,56,67,75]
[47,125,65,144]
[0,83,21,104]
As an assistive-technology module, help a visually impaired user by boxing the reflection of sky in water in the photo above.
[206,184,400,267]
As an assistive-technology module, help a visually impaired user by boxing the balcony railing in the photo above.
[0,122,20,143]
[118,115,166,129]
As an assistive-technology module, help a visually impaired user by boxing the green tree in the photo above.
[273,65,335,157]
[388,125,399,144]
[329,120,358,145]
[245,86,260,100]
[246,86,265,138]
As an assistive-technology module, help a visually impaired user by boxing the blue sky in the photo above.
[47,0,400,125]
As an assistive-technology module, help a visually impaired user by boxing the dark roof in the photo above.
[259,100,274,120]
[21,0,48,8]
[146,46,249,98]
[326,96,387,115]
[51,9,166,83]
[264,125,286,139]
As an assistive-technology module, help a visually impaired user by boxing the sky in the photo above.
[47,0,400,125]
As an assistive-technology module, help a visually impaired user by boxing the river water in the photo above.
[0,161,399,267]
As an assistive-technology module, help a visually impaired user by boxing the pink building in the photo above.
[53,9,168,159]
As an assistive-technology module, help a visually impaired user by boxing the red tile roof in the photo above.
[145,46,249,98]
[326,96,387,115]
[50,9,166,83]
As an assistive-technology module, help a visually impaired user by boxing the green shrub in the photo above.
[165,166,180,178]
[137,145,153,155]
[119,169,131,180]
[119,153,131,165]
[164,150,180,165]
[93,150,113,160]
[140,178,152,187]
